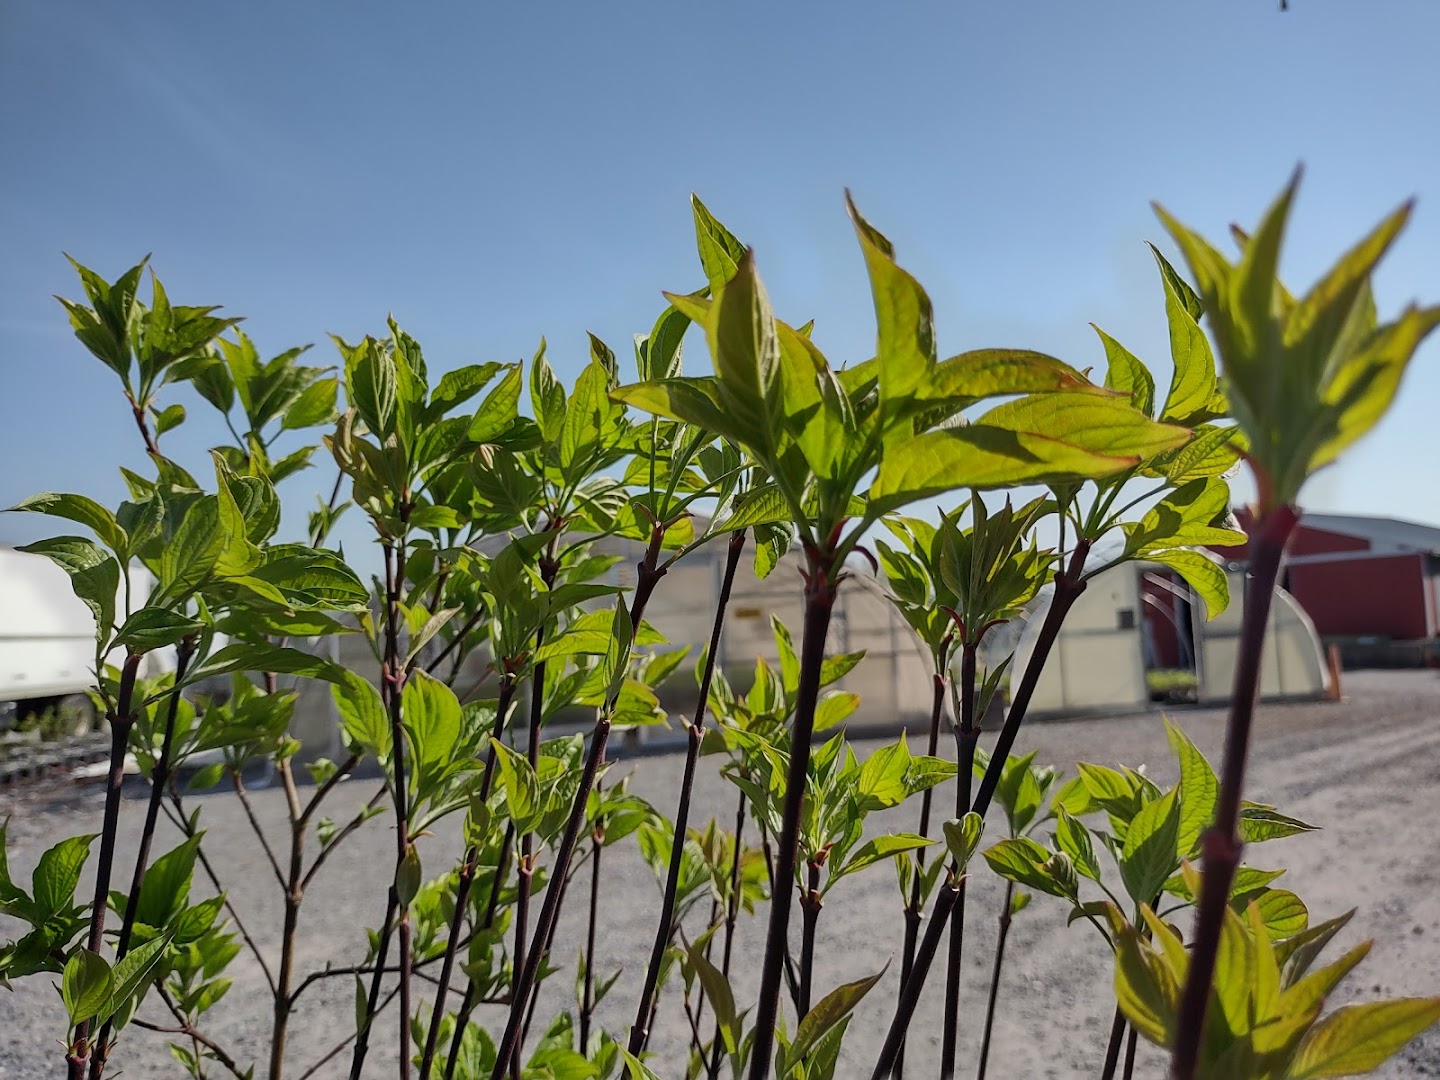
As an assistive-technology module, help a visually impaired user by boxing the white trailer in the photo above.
[0,545,174,732]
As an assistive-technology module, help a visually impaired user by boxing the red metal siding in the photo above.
[1286,553,1429,640]
[1210,508,1372,562]
[1291,526,1371,557]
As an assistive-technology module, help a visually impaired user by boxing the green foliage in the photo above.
[1112,901,1440,1079]
[1155,172,1440,511]
[5,183,1433,1080]
[616,196,1189,576]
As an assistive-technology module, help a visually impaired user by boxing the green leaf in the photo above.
[1310,302,1440,473]
[100,934,169,1026]
[333,671,390,758]
[17,537,119,639]
[813,691,861,732]
[942,813,985,872]
[172,895,225,943]
[1278,909,1357,987]
[156,495,223,605]
[870,422,1139,514]
[784,965,887,1073]
[1054,808,1101,881]
[1278,939,1372,1021]
[1252,888,1309,940]
[138,835,200,928]
[150,402,185,437]
[855,737,911,811]
[281,375,339,430]
[847,193,934,429]
[560,359,613,471]
[1095,326,1156,418]
[490,739,540,832]
[834,834,934,885]
[1240,806,1319,843]
[1287,997,1440,1078]
[691,194,747,291]
[33,834,96,916]
[10,492,127,553]
[684,942,738,1052]
[430,362,504,418]
[193,642,344,683]
[529,340,566,445]
[706,251,780,450]
[344,336,397,438]
[1164,718,1218,859]
[719,485,792,531]
[618,1048,664,1080]
[1146,548,1230,621]
[978,393,1191,464]
[637,303,690,383]
[612,377,749,447]
[1075,763,1140,818]
[1113,919,1181,1045]
[1120,787,1181,904]
[1163,424,1244,483]
[402,670,462,791]
[1152,246,1219,425]
[63,949,114,1026]
[468,363,522,443]
[982,837,1074,898]
[602,597,636,702]
[115,608,203,651]
[396,845,422,908]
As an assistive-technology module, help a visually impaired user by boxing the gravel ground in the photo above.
[3,669,1440,1079]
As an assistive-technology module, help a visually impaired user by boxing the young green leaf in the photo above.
[137,835,201,929]
[1113,919,1181,1046]
[942,812,985,872]
[62,949,114,1027]
[10,492,128,554]
[333,671,390,758]
[114,608,204,652]
[782,964,888,1073]
[1120,786,1182,905]
[33,834,96,917]
[16,537,120,640]
[1287,997,1440,1078]
[99,934,169,1027]
[1164,718,1219,859]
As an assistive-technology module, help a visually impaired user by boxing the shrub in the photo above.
[3,175,1437,1080]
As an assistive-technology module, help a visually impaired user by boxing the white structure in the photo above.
[0,546,174,727]
[1197,567,1329,704]
[1018,559,1328,717]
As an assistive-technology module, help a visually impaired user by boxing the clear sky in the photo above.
[3,1,1438,568]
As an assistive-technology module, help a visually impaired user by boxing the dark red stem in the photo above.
[490,530,668,1079]
[747,547,837,1080]
[892,666,948,1079]
[975,881,1013,1080]
[66,652,142,1080]
[90,639,195,1080]
[417,675,517,1079]
[869,880,963,1080]
[628,528,746,1056]
[1170,506,1297,1079]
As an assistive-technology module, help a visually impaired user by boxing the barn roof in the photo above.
[1301,512,1440,555]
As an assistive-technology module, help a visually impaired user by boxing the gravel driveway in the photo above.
[3,669,1439,1078]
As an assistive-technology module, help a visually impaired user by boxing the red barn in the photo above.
[1211,510,1440,664]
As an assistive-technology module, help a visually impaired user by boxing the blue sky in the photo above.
[3,0,1438,568]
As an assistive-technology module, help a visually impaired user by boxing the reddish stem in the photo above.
[1169,506,1297,1079]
